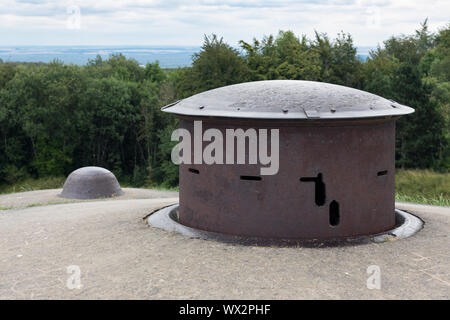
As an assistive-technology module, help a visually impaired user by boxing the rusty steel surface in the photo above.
[177,117,397,239]
[162,80,414,120]
[60,166,123,200]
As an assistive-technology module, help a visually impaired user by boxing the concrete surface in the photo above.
[0,188,178,210]
[0,190,449,299]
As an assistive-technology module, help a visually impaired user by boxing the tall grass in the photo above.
[395,169,449,206]
[0,176,66,194]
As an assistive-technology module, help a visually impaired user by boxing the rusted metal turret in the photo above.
[162,80,414,239]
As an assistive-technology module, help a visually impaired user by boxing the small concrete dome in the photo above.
[60,167,123,199]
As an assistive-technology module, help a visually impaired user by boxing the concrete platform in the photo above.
[0,191,449,299]
[0,188,178,210]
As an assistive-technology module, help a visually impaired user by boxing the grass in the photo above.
[0,176,66,194]
[140,184,179,192]
[395,193,450,206]
[24,200,71,208]
[119,181,179,192]
[395,169,449,206]
[0,169,447,206]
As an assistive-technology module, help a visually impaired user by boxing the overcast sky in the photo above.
[0,0,448,47]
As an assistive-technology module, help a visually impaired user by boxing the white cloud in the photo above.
[0,0,448,46]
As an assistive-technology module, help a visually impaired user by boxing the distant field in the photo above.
[0,170,448,206]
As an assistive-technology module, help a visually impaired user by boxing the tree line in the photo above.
[0,20,448,188]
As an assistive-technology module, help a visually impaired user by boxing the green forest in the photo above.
[0,20,449,192]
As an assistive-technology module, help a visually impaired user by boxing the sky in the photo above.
[0,0,449,47]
